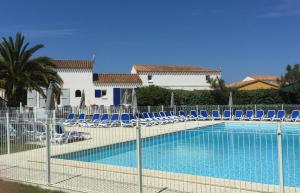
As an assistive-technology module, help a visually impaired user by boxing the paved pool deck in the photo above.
[0,120,299,193]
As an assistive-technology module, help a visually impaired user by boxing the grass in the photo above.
[0,143,42,155]
[0,180,64,193]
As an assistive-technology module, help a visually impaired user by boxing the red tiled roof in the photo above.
[52,60,93,69]
[93,74,142,84]
[249,75,279,81]
[132,64,220,73]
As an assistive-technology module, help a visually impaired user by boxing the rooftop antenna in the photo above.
[92,54,96,64]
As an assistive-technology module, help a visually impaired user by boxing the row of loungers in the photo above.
[63,109,300,127]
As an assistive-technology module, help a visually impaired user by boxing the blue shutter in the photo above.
[95,90,102,98]
[113,88,121,106]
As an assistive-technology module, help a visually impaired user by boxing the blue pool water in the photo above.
[55,123,300,187]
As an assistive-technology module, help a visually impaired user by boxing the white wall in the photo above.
[0,89,4,99]
[243,76,255,82]
[93,83,142,106]
[58,69,94,106]
[135,71,220,90]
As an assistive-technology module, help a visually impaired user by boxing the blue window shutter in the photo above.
[113,88,121,105]
[95,90,102,98]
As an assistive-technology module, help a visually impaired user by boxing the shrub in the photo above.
[136,86,299,105]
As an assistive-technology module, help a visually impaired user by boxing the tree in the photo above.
[0,33,63,107]
[207,77,229,104]
[136,85,170,106]
[207,77,227,91]
[279,64,300,87]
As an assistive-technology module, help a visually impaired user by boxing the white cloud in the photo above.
[260,0,300,18]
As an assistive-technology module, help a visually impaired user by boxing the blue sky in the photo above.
[1,0,300,83]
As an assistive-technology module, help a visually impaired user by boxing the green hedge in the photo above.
[136,86,300,106]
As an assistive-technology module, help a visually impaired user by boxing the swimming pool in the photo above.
[55,123,300,187]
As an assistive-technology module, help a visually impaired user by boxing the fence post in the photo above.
[46,111,52,185]
[147,105,150,113]
[136,125,143,193]
[281,104,284,110]
[6,112,10,154]
[277,123,284,193]
[34,107,37,122]
[254,104,257,114]
[161,105,164,112]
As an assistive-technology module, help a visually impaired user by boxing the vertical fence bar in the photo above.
[136,125,142,193]
[46,111,51,185]
[6,112,10,154]
[277,123,284,193]
[161,105,164,112]
[148,105,150,113]
[34,107,37,122]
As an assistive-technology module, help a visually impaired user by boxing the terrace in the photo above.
[0,105,299,193]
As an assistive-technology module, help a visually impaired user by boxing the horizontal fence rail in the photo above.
[0,106,299,193]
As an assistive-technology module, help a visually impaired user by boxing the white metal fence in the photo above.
[0,107,299,193]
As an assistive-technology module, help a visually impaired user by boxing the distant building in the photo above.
[131,64,221,90]
[228,75,279,90]
[26,60,221,107]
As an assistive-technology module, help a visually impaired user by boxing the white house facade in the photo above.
[27,60,221,107]
[131,64,221,90]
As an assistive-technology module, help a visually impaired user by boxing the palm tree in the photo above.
[0,33,63,107]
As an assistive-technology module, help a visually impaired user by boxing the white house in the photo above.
[27,60,221,107]
[27,60,142,107]
[93,73,142,106]
[131,64,221,90]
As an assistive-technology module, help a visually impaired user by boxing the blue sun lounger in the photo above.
[273,110,286,121]
[233,110,243,120]
[146,112,161,124]
[222,110,231,120]
[121,113,134,127]
[52,123,91,144]
[77,113,86,126]
[154,112,168,124]
[199,110,210,120]
[253,110,264,121]
[190,110,199,121]
[159,111,173,122]
[98,113,110,127]
[244,110,254,120]
[263,110,276,121]
[178,111,189,121]
[144,112,157,124]
[164,111,179,122]
[86,113,100,127]
[212,110,221,120]
[63,113,76,126]
[132,113,151,126]
[286,110,300,122]
[110,113,120,127]
[169,111,180,121]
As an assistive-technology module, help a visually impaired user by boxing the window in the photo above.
[75,90,81,97]
[147,75,153,82]
[206,75,210,82]
[95,90,101,98]
[95,89,107,98]
[102,90,107,97]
